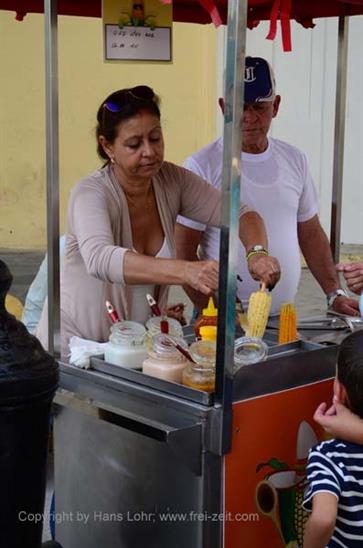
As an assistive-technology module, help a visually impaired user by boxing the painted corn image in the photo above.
[255,421,317,547]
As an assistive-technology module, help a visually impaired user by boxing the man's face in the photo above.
[241,97,280,153]
[218,95,281,154]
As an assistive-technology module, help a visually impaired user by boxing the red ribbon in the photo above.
[159,0,222,27]
[198,0,223,27]
[266,0,292,52]
[15,11,26,21]
[280,0,292,52]
[266,0,280,41]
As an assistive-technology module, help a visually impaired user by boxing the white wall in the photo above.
[216,17,363,245]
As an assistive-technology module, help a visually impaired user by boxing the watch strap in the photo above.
[246,248,268,261]
[326,288,348,308]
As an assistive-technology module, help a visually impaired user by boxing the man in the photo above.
[175,56,359,316]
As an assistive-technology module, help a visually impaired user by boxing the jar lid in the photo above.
[189,340,216,367]
[234,336,268,370]
[110,320,146,345]
[152,334,188,356]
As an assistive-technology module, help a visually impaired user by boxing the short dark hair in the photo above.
[95,86,161,162]
[337,330,363,419]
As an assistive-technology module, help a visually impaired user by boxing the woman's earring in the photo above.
[110,156,115,164]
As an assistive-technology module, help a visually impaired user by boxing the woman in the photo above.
[37,86,280,356]
[336,262,363,295]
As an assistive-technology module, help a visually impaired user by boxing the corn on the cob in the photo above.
[278,303,298,344]
[246,285,272,339]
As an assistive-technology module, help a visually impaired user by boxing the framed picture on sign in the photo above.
[103,0,173,62]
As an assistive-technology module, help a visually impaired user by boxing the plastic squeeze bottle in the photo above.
[194,297,218,339]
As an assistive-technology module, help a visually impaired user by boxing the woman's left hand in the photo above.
[165,303,187,326]
[247,255,281,290]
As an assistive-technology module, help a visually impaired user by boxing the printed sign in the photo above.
[103,0,172,61]
[224,380,334,548]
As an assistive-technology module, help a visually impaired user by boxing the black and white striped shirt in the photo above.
[303,439,363,547]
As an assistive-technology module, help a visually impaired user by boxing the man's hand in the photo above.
[331,295,360,316]
[247,254,281,290]
[336,262,363,295]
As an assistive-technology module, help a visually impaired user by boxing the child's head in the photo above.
[335,330,363,419]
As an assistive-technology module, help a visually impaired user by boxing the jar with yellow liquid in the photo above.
[182,340,216,393]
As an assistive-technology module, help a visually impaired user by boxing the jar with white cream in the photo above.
[104,321,148,369]
[142,334,188,383]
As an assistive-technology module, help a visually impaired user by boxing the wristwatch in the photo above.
[246,245,268,261]
[326,288,348,309]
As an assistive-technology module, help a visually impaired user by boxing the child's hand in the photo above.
[314,401,336,421]
[314,400,363,443]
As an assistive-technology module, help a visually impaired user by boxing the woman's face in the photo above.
[102,110,164,182]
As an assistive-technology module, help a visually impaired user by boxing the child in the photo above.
[303,330,363,548]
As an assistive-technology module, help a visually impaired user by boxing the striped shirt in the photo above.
[303,439,363,547]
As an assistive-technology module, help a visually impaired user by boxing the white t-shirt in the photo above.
[177,137,319,314]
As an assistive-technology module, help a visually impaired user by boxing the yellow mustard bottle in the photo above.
[194,297,218,339]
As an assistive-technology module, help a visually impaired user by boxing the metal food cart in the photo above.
[53,333,341,547]
[2,1,363,546]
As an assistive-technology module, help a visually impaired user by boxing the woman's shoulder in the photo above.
[71,167,111,197]
[157,161,201,186]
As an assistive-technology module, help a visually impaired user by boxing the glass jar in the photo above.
[104,320,148,369]
[142,334,188,383]
[182,340,216,393]
[144,316,183,349]
[234,336,268,372]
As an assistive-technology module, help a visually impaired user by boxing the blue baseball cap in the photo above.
[244,57,276,103]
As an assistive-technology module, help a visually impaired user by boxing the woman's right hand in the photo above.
[183,260,219,295]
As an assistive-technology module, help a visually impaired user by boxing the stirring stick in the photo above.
[163,335,196,363]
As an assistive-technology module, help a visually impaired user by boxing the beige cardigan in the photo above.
[37,162,250,356]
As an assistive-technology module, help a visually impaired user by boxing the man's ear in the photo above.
[334,378,349,405]
[272,95,281,118]
[218,98,225,115]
